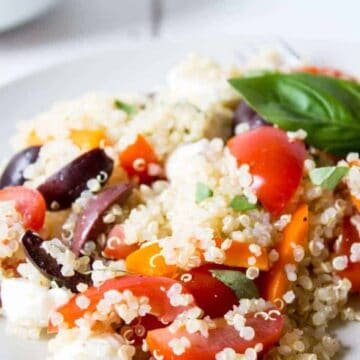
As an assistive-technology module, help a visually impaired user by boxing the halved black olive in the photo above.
[37,148,113,211]
[71,183,133,255]
[21,230,92,292]
[0,146,41,188]
[232,102,268,133]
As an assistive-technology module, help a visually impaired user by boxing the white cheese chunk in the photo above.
[2,278,70,330]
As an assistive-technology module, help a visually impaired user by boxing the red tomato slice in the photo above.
[335,217,360,291]
[228,127,306,215]
[147,310,284,359]
[103,224,138,260]
[119,135,163,184]
[125,314,165,346]
[298,66,354,80]
[178,266,238,318]
[0,186,46,230]
[50,275,196,331]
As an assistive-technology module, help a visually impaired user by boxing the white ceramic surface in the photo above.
[0,0,59,32]
[0,37,359,359]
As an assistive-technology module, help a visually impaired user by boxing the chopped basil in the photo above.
[230,195,257,212]
[229,73,360,156]
[195,182,213,204]
[210,269,259,299]
[114,99,136,115]
[309,166,349,190]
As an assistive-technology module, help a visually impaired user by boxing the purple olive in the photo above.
[232,102,268,133]
[21,230,92,292]
[37,148,113,211]
[71,183,133,255]
[0,146,41,188]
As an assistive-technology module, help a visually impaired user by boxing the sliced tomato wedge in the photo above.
[0,186,46,230]
[228,127,306,215]
[298,66,354,80]
[147,310,284,359]
[119,135,163,184]
[50,275,195,331]
[126,314,165,346]
[103,224,138,260]
[335,217,360,291]
[178,266,238,318]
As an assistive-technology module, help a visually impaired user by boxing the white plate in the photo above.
[0,0,59,32]
[0,36,359,359]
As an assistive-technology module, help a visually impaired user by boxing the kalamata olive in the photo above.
[21,230,92,292]
[0,146,41,188]
[71,183,133,255]
[232,101,268,133]
[37,148,113,211]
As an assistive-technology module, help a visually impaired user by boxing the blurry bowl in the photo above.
[0,0,59,32]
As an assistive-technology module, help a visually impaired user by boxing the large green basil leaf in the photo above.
[229,73,360,155]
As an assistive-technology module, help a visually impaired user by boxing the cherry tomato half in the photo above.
[178,265,238,318]
[228,127,306,215]
[298,66,354,80]
[119,135,163,184]
[147,310,284,360]
[50,275,196,331]
[0,186,46,230]
[103,224,138,260]
[335,217,360,292]
[125,314,165,346]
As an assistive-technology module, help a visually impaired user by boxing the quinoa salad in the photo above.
[0,53,360,360]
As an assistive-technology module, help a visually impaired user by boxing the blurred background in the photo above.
[0,0,359,85]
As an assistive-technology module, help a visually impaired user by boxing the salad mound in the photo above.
[0,53,359,359]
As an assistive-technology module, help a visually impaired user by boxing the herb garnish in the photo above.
[195,182,213,204]
[230,195,257,212]
[210,269,259,299]
[114,99,136,115]
[309,166,349,190]
[229,73,360,155]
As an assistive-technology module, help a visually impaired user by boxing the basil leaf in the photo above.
[195,182,213,204]
[309,166,349,190]
[229,73,360,155]
[114,99,136,115]
[230,195,257,212]
[210,269,259,299]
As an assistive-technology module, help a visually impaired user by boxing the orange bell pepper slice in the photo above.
[27,130,43,146]
[126,243,178,278]
[119,135,162,184]
[215,238,269,271]
[261,203,309,302]
[70,128,108,149]
[351,195,360,213]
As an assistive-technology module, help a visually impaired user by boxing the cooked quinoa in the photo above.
[0,52,359,360]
